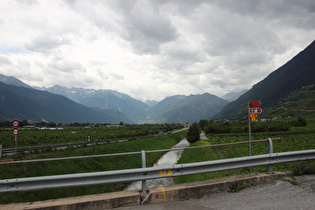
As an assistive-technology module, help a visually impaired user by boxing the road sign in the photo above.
[12,120,19,127]
[12,128,19,136]
[249,108,262,114]
[251,117,256,121]
[249,101,261,107]
[250,114,258,118]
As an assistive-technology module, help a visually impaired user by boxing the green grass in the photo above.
[175,116,315,184]
[228,183,249,193]
[282,176,299,186]
[0,124,183,148]
[0,131,187,204]
[174,140,236,184]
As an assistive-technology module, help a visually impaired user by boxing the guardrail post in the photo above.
[141,150,147,195]
[267,138,273,174]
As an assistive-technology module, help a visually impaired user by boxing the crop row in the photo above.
[207,131,315,172]
[0,124,183,148]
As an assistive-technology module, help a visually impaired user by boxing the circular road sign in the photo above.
[12,120,19,127]
[12,128,19,136]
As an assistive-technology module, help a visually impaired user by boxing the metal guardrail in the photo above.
[1,139,130,155]
[1,138,315,195]
[1,132,184,156]
[0,138,280,165]
[1,148,315,194]
[1,128,189,156]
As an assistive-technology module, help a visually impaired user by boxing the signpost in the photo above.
[249,101,261,108]
[248,102,262,173]
[12,128,19,136]
[12,120,19,127]
[12,120,19,159]
[249,108,262,114]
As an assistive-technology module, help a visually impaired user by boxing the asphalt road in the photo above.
[117,175,315,210]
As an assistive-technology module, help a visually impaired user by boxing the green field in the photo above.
[175,116,315,184]
[1,116,315,204]
[0,124,182,148]
[0,130,187,204]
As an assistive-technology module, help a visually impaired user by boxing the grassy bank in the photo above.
[0,131,187,204]
[174,140,236,184]
[175,119,315,184]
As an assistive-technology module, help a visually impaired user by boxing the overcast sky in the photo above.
[0,0,314,102]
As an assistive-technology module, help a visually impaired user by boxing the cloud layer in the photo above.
[1,0,314,101]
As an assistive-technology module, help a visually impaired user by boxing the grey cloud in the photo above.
[1,0,314,101]
[164,44,205,63]
[25,35,71,54]
[212,0,315,29]
[117,1,178,54]
[48,56,85,73]
[16,0,39,6]
[0,55,12,65]
[109,73,125,80]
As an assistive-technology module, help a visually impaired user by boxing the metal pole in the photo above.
[248,102,252,173]
[141,150,147,195]
[267,138,274,174]
[15,136,17,160]
[248,103,252,156]
[0,145,2,159]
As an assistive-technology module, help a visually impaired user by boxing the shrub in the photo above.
[292,161,315,175]
[186,122,201,143]
[290,117,307,127]
[205,122,231,134]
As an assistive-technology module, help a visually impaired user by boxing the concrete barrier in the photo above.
[0,171,291,210]
[141,171,291,204]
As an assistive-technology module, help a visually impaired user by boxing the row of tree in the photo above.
[186,117,307,143]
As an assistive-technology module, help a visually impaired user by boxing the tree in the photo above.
[296,117,307,126]
[186,122,201,143]
[199,120,210,130]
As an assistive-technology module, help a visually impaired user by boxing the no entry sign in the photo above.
[12,128,19,136]
[12,120,19,159]
[12,120,19,127]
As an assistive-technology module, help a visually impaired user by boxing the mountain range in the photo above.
[35,85,150,123]
[1,39,314,124]
[144,94,228,124]
[0,81,131,124]
[0,77,230,124]
[212,40,315,120]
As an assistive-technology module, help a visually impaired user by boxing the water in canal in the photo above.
[124,138,190,191]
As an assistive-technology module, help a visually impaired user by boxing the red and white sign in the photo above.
[249,108,262,114]
[12,128,19,136]
[12,120,19,127]
[249,101,261,108]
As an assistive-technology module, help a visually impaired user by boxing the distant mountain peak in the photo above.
[212,40,315,120]
[145,99,158,107]
[145,93,229,123]
[222,89,248,102]
[0,73,31,88]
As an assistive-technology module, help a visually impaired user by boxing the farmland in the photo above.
[1,116,315,203]
[175,115,315,184]
[0,127,187,204]
[0,124,182,148]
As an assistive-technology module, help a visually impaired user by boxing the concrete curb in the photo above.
[141,171,292,205]
[0,191,141,210]
[0,171,292,209]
